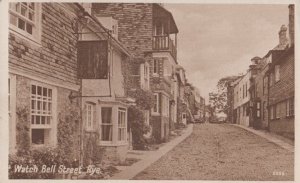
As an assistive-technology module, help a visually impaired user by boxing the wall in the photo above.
[9,3,82,156]
[91,3,153,59]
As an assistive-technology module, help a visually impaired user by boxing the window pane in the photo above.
[10,14,18,26]
[43,87,47,97]
[37,86,42,95]
[31,115,35,124]
[32,129,44,144]
[21,5,27,16]
[41,116,45,124]
[31,85,36,94]
[101,107,112,124]
[101,125,112,141]
[36,116,40,124]
[18,18,25,30]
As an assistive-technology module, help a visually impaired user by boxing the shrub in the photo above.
[9,147,74,179]
[128,106,150,150]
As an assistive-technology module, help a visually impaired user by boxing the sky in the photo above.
[164,4,289,102]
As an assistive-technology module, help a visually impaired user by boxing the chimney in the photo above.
[278,25,288,46]
[288,4,294,46]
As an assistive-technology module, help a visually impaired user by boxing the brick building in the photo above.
[91,3,179,142]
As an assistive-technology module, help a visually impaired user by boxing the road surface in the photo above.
[134,123,294,181]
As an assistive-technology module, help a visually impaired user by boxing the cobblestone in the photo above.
[134,123,294,181]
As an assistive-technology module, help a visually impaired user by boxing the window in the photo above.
[153,59,159,75]
[286,98,294,117]
[263,101,266,120]
[118,108,126,141]
[9,3,41,43]
[9,75,16,152]
[31,84,53,145]
[275,65,280,82]
[269,72,274,86]
[270,105,274,120]
[85,103,95,130]
[245,83,247,97]
[263,77,267,95]
[162,95,169,117]
[256,102,261,118]
[140,63,150,90]
[101,107,113,141]
[152,93,159,114]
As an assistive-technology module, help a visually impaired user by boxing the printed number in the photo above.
[273,171,285,176]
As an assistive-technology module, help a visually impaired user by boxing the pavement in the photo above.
[110,123,194,180]
[231,124,294,152]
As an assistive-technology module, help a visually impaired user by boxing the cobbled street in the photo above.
[134,123,294,181]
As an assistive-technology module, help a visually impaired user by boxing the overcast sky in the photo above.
[165,4,289,102]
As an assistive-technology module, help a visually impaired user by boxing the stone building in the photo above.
[90,3,179,142]
[8,3,82,161]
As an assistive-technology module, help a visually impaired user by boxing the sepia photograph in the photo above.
[0,0,298,182]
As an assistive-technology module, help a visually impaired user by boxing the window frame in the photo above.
[153,59,159,76]
[85,102,95,131]
[100,107,113,143]
[117,108,127,142]
[9,2,42,45]
[275,65,280,82]
[30,82,56,147]
[152,93,160,115]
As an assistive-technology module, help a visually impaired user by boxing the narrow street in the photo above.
[134,123,294,181]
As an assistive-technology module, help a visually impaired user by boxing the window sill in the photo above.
[151,112,160,116]
[286,115,294,119]
[152,74,159,77]
[9,26,42,48]
[98,141,128,147]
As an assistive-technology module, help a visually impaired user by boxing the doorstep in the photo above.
[110,124,194,180]
[231,124,294,153]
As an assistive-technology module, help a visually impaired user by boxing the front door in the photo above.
[182,113,187,125]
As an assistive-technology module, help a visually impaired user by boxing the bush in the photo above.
[9,147,74,179]
[128,106,150,150]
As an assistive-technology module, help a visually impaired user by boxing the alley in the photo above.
[134,123,294,181]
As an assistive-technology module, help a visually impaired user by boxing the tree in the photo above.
[209,75,242,116]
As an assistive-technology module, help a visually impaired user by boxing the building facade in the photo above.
[91,3,179,142]
[9,3,82,161]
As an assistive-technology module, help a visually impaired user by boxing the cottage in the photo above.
[91,3,179,142]
[8,3,82,160]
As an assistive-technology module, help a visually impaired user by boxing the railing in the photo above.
[152,35,177,60]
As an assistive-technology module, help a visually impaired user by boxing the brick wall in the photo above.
[92,3,153,59]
